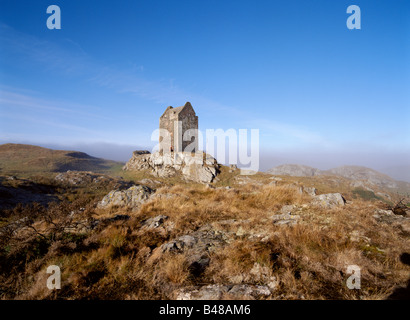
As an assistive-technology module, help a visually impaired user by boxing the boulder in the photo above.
[312,193,346,208]
[161,235,197,253]
[97,185,154,210]
[271,212,300,226]
[141,215,168,229]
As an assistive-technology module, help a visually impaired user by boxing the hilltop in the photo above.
[0,144,123,176]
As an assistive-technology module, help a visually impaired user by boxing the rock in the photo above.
[248,263,279,291]
[160,224,230,281]
[280,205,295,214]
[182,164,215,184]
[141,215,168,229]
[303,187,317,196]
[175,285,229,300]
[175,283,271,300]
[235,226,247,237]
[375,209,393,216]
[161,225,228,254]
[228,284,271,299]
[54,171,133,190]
[271,212,300,226]
[161,235,197,253]
[312,193,346,208]
[97,185,154,210]
[373,211,410,235]
[124,151,220,183]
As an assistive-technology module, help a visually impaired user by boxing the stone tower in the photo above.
[159,102,198,153]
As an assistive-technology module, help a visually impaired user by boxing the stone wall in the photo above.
[159,106,175,153]
[159,102,198,153]
[179,104,198,153]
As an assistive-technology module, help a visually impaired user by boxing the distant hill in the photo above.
[267,164,410,192]
[381,165,410,183]
[267,164,320,177]
[0,143,123,176]
[322,166,398,189]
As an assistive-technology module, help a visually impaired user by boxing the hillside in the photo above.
[0,167,409,300]
[268,164,410,194]
[0,144,123,176]
[0,146,409,300]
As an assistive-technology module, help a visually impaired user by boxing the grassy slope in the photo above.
[0,143,124,177]
[0,144,409,300]
[1,177,408,300]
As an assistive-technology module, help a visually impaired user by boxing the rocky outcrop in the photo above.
[54,171,132,188]
[123,151,220,183]
[97,185,154,210]
[312,193,346,208]
[373,208,410,236]
[267,164,320,177]
[174,284,272,300]
[160,224,228,254]
[271,211,300,226]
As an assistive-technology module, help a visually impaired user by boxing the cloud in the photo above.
[0,23,89,75]
[0,22,366,168]
[0,86,110,120]
[0,23,247,117]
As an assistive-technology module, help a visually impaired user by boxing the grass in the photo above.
[1,177,409,300]
[352,188,383,201]
[0,143,123,177]
[0,145,409,300]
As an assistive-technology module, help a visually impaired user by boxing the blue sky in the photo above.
[0,0,409,175]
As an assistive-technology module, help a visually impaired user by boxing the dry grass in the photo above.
[1,176,409,300]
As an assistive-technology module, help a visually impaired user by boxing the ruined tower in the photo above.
[159,102,198,153]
